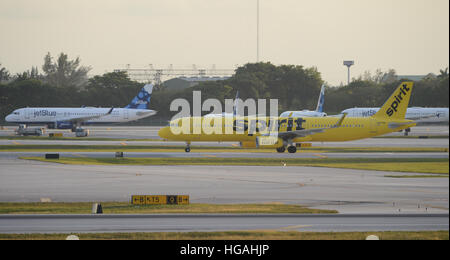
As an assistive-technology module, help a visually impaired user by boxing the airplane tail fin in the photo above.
[315,84,325,113]
[125,84,153,109]
[372,82,414,120]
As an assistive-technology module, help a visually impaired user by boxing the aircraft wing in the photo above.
[407,113,441,121]
[60,108,114,124]
[267,113,347,140]
[388,121,416,129]
[276,127,328,140]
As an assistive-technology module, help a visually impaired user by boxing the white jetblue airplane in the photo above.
[341,107,449,123]
[279,84,327,118]
[341,106,449,135]
[5,84,157,132]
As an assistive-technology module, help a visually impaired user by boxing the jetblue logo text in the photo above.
[362,110,377,117]
[34,110,56,118]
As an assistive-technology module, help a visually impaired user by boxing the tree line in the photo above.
[0,54,448,124]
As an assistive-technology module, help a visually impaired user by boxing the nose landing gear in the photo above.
[185,142,191,153]
[276,145,297,153]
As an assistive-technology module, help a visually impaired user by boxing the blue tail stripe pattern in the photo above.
[316,85,325,113]
[125,84,153,109]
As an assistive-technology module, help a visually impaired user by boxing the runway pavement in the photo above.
[0,214,447,233]
[0,151,448,160]
[0,125,448,140]
[1,125,448,150]
[0,158,448,214]
[0,138,449,149]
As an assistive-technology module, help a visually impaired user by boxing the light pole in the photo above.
[343,60,354,85]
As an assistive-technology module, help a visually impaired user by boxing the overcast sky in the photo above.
[0,0,448,85]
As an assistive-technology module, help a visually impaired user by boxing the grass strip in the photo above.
[0,231,447,240]
[374,135,449,139]
[0,202,336,214]
[311,162,449,174]
[385,175,449,178]
[21,157,449,174]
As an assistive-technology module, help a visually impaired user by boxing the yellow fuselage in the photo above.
[158,116,416,144]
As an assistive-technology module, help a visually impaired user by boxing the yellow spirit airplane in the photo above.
[159,82,415,153]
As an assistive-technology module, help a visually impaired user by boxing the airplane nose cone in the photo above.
[158,126,171,140]
[5,115,12,122]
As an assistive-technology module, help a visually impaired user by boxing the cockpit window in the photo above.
[13,112,20,115]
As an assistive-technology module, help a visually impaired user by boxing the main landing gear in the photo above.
[276,145,297,153]
[404,128,411,136]
[287,146,297,154]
